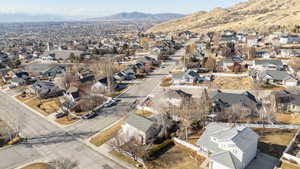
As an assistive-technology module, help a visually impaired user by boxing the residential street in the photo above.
[0,44,187,169]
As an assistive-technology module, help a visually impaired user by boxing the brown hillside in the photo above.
[147,0,300,33]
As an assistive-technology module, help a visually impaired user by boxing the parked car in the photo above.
[55,112,67,119]
[82,111,97,119]
[103,99,121,108]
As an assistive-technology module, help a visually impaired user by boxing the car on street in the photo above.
[55,112,67,119]
[103,98,121,108]
[82,111,97,119]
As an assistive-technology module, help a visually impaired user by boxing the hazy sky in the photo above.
[0,0,246,17]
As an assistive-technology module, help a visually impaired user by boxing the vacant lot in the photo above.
[89,120,123,147]
[253,128,296,158]
[26,98,60,116]
[212,76,255,90]
[21,163,49,169]
[276,113,300,125]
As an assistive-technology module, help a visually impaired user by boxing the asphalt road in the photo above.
[0,40,191,169]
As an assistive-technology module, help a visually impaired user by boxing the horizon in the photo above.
[1,0,246,18]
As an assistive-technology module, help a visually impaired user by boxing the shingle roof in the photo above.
[197,123,259,169]
[255,60,283,66]
[260,70,292,81]
[125,113,154,133]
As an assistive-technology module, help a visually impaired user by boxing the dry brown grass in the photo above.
[110,150,144,168]
[55,114,79,125]
[26,98,60,116]
[21,163,49,169]
[281,161,300,169]
[15,94,34,102]
[253,128,296,158]
[148,0,300,33]
[160,77,172,87]
[276,113,300,125]
[89,120,123,147]
[146,145,206,169]
[212,76,254,90]
[135,110,153,118]
[253,128,296,146]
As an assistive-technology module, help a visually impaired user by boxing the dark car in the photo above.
[104,99,121,108]
[55,112,67,119]
[82,111,97,119]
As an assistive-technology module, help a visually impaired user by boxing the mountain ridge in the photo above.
[87,12,185,22]
[147,0,300,33]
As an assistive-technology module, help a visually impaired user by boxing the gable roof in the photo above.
[255,60,283,66]
[260,70,292,81]
[209,90,258,108]
[210,151,240,169]
[125,113,155,133]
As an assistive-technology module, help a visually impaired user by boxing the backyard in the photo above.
[276,113,300,125]
[212,76,255,90]
[253,128,297,158]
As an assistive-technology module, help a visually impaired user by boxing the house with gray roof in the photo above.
[122,113,161,145]
[32,81,64,99]
[273,90,300,113]
[197,123,259,169]
[258,70,298,86]
[209,90,261,114]
[252,60,284,71]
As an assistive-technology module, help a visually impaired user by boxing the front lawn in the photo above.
[55,114,79,125]
[21,163,49,169]
[89,120,123,147]
[26,98,60,116]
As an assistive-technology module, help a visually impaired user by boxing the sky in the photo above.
[0,0,246,17]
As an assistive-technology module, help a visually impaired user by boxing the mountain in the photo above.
[148,0,300,33]
[88,12,185,22]
[0,13,69,23]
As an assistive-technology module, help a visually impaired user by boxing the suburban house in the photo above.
[197,123,259,169]
[208,90,261,113]
[258,70,298,86]
[218,57,244,72]
[32,81,64,99]
[64,86,80,103]
[10,71,36,86]
[93,77,127,92]
[280,35,300,44]
[273,90,300,113]
[251,60,284,71]
[280,46,300,58]
[220,35,237,44]
[164,89,192,106]
[77,69,95,84]
[122,113,161,145]
[246,36,259,47]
